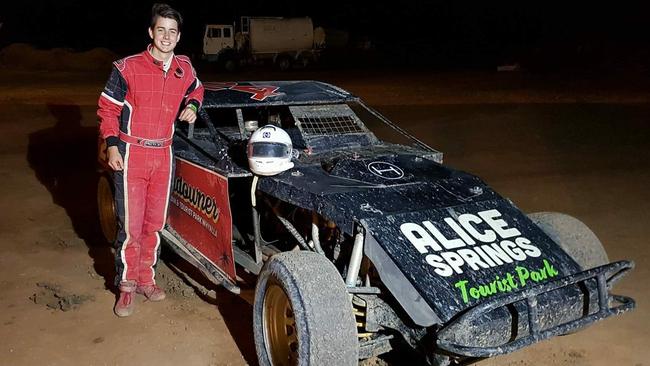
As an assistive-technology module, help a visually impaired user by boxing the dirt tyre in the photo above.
[253,251,358,366]
[97,173,117,243]
[276,55,292,71]
[296,54,310,69]
[528,212,609,270]
[223,58,238,72]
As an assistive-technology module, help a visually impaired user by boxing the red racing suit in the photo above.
[98,46,204,286]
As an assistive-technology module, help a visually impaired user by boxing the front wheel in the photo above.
[253,251,358,366]
[528,212,609,270]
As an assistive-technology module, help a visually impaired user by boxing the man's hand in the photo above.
[107,146,124,171]
[178,106,197,124]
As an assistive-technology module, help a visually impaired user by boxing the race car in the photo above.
[97,80,635,365]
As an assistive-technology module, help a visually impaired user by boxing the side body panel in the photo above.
[167,157,236,281]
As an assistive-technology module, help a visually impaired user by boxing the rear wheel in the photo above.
[253,251,358,366]
[276,55,292,71]
[97,174,117,243]
[223,58,238,72]
[528,212,609,270]
[296,54,310,69]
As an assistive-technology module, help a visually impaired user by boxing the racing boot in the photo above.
[136,283,166,302]
[114,281,136,317]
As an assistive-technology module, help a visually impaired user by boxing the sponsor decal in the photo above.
[367,161,404,180]
[167,158,235,281]
[169,195,218,237]
[454,258,559,303]
[172,176,220,223]
[400,209,543,277]
[114,58,125,72]
[203,82,281,101]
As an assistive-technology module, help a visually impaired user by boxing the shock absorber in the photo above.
[346,227,364,287]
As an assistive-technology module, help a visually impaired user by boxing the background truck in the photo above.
[202,16,325,71]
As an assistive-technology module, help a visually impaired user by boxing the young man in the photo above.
[97,3,204,317]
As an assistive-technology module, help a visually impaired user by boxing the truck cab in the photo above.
[203,24,235,61]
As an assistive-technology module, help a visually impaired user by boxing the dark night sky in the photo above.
[2,1,649,69]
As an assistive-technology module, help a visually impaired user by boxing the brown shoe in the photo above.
[114,281,136,317]
[136,284,166,302]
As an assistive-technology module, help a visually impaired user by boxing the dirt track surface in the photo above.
[0,65,648,365]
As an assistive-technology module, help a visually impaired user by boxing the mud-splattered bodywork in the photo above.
[171,80,635,359]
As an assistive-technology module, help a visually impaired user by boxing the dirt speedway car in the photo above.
[97,81,635,365]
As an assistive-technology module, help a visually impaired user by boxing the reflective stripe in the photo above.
[161,147,173,229]
[119,143,131,282]
[101,91,125,106]
[124,100,133,135]
[151,232,161,284]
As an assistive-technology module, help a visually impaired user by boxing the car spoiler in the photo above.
[436,260,635,358]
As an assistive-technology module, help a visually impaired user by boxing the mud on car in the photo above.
[97,81,635,365]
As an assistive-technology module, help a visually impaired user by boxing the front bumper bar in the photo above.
[436,260,635,358]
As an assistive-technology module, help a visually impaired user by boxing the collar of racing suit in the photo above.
[144,44,179,76]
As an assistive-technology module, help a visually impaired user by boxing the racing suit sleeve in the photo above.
[184,66,204,112]
[97,65,128,147]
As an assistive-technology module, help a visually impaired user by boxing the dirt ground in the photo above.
[0,63,648,366]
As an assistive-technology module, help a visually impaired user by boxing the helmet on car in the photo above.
[247,125,295,176]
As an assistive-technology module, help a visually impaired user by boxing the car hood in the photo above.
[361,198,581,325]
[257,152,582,325]
[257,152,495,234]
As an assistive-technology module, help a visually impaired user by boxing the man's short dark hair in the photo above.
[150,3,183,30]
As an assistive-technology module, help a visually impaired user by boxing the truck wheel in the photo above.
[297,55,310,69]
[223,59,238,72]
[253,251,358,366]
[528,212,609,270]
[276,55,292,71]
[97,174,117,243]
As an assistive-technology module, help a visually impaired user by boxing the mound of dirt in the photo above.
[29,282,95,311]
[0,43,117,72]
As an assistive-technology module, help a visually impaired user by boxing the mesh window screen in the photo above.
[290,105,369,136]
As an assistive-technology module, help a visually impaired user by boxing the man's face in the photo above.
[148,17,180,57]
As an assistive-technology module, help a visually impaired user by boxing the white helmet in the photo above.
[247,125,295,176]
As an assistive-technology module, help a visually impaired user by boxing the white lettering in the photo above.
[516,237,542,257]
[457,248,490,270]
[423,221,466,250]
[441,251,466,274]
[444,217,476,245]
[478,209,522,238]
[400,223,442,253]
[500,240,527,261]
[399,209,545,276]
[426,254,454,277]
[458,213,497,243]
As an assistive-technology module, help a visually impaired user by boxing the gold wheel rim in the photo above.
[97,176,117,243]
[263,279,298,366]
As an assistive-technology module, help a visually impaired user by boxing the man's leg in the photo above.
[137,146,173,301]
[113,143,148,316]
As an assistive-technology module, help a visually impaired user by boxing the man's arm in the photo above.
[97,63,128,170]
[178,61,205,124]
